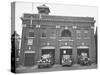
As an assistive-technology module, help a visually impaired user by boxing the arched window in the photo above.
[61,29,71,37]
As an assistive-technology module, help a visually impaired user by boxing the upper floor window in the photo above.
[40,28,47,38]
[29,30,34,37]
[76,29,89,40]
[61,29,71,37]
[41,32,47,37]
[22,20,30,25]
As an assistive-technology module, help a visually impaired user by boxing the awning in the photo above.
[24,51,35,53]
[41,46,55,49]
[60,46,72,49]
[77,46,89,49]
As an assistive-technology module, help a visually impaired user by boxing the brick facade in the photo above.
[19,13,96,66]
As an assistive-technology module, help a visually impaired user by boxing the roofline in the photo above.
[22,13,95,19]
[21,17,95,23]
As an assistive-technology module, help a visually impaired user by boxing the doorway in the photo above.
[77,47,89,64]
[60,48,72,64]
[24,52,35,66]
[41,49,55,65]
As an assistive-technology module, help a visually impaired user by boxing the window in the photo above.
[41,32,46,37]
[29,30,34,37]
[84,30,88,33]
[23,20,30,25]
[61,29,71,37]
[40,10,46,13]
[29,32,34,37]
[76,30,81,33]
[41,28,47,38]
[76,30,82,39]
[76,29,89,40]
[49,31,56,38]
[83,30,89,39]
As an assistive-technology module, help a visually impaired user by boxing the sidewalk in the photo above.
[16,64,97,73]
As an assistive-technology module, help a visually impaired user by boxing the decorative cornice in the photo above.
[21,14,95,23]
[21,18,95,23]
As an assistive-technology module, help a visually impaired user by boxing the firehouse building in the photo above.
[20,4,96,67]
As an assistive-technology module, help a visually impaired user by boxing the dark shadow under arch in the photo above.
[61,29,71,37]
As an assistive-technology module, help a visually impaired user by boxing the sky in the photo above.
[14,1,98,37]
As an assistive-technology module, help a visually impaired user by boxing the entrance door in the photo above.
[60,49,72,64]
[24,53,35,66]
[77,48,89,64]
[42,49,55,64]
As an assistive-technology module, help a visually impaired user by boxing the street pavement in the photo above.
[16,64,97,73]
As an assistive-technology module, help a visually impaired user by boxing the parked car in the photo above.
[78,53,91,66]
[61,55,73,66]
[38,54,53,68]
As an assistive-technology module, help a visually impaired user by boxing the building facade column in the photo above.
[72,25,78,64]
